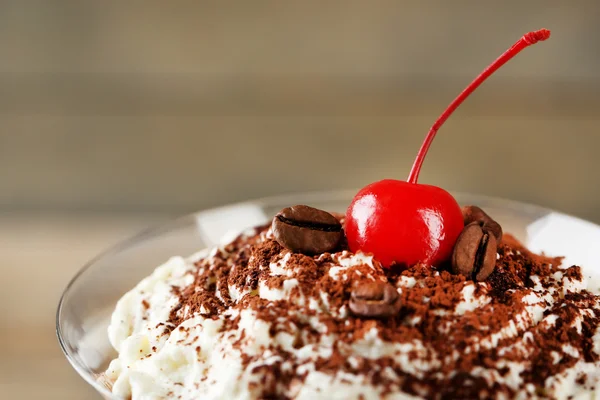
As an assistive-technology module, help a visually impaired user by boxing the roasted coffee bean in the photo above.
[451,222,497,281]
[462,205,503,242]
[272,205,342,255]
[349,281,401,318]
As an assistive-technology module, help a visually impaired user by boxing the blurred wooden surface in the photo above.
[0,211,169,399]
[2,119,600,223]
[0,0,599,222]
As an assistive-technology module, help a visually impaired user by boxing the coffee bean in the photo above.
[462,205,503,242]
[451,222,497,281]
[272,205,342,255]
[349,281,401,318]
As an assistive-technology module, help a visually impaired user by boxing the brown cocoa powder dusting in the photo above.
[163,224,600,399]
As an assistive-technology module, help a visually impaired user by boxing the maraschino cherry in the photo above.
[345,29,551,268]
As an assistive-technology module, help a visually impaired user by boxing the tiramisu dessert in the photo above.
[105,29,600,399]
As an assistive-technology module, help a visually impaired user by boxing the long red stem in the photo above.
[407,29,551,184]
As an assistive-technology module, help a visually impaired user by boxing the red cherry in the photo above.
[346,179,463,267]
[345,29,551,268]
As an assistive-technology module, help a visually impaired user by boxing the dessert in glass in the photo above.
[57,29,600,399]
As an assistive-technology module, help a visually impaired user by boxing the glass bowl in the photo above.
[56,190,600,399]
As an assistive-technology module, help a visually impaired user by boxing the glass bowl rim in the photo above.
[55,189,587,398]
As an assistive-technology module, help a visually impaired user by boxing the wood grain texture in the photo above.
[1,118,599,222]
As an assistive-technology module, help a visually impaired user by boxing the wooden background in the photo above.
[0,1,599,398]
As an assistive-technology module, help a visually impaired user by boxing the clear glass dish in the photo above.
[56,190,600,399]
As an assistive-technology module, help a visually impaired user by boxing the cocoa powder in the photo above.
[163,222,600,399]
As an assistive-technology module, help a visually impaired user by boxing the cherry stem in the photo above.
[407,29,551,184]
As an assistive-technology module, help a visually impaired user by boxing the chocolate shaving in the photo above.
[159,221,600,399]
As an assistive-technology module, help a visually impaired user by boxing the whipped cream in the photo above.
[105,228,600,399]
